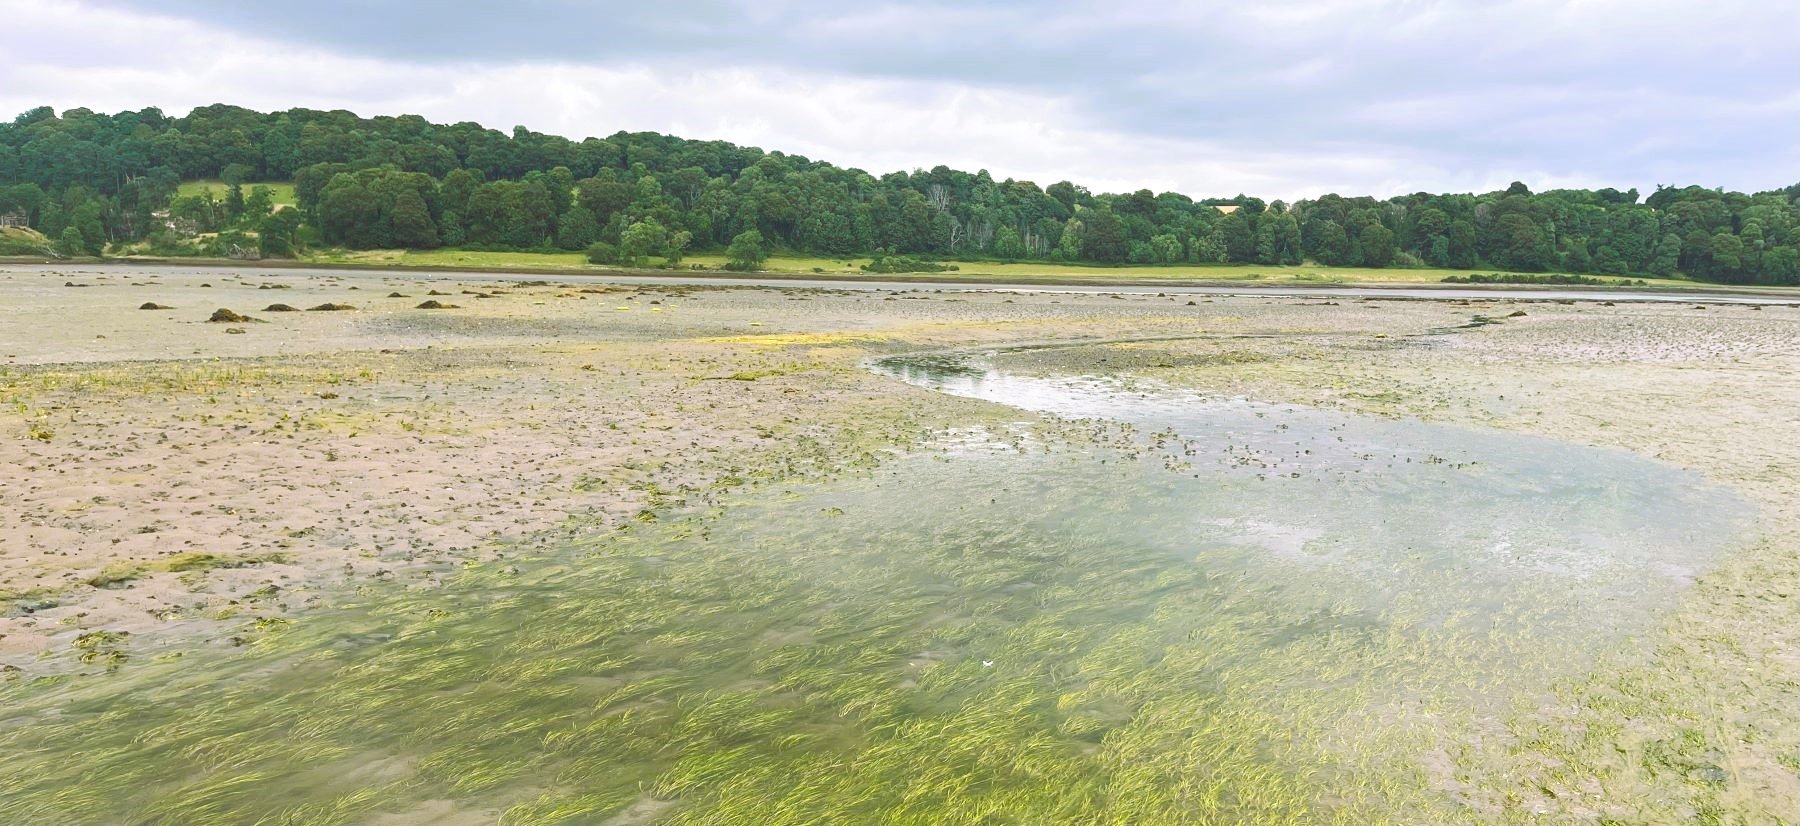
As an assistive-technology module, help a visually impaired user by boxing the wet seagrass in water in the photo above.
[0,351,1753,824]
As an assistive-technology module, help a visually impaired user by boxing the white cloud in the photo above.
[3,0,1795,200]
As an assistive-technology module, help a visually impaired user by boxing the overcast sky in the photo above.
[4,0,1795,200]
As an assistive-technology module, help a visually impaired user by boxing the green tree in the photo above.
[1310,221,1351,265]
[69,200,106,254]
[438,211,465,246]
[1082,209,1127,264]
[1710,232,1744,282]
[1255,214,1301,264]
[1058,218,1083,260]
[1188,230,1225,263]
[724,229,766,271]
[1149,233,1183,264]
[1562,242,1592,273]
[2,102,1793,284]
[555,206,600,250]
[1359,223,1395,267]
[664,230,692,266]
[220,163,252,186]
[1219,212,1255,263]
[1272,213,1302,264]
[258,210,302,258]
[224,183,246,222]
[242,186,274,221]
[1761,246,1800,285]
[1680,230,1713,278]
[1411,207,1450,258]
[620,219,668,265]
[585,241,619,265]
[56,226,85,257]
[1649,233,1682,276]
[389,189,439,249]
[1255,219,1281,264]
[993,226,1025,260]
[1447,220,1478,268]
[1490,214,1552,271]
[317,175,383,247]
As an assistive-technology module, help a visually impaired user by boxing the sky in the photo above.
[3,0,1795,201]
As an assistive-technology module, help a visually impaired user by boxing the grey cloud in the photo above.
[68,0,1800,195]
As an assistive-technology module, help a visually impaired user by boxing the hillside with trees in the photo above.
[1,104,1796,284]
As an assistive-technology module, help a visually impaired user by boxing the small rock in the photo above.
[139,302,173,310]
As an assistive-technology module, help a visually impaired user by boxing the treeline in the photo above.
[1,104,1797,284]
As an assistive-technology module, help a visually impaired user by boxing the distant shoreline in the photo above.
[7,255,1800,299]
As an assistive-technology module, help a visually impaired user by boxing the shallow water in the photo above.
[0,347,1757,824]
[871,348,1750,676]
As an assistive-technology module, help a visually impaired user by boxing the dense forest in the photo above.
[1,104,1797,283]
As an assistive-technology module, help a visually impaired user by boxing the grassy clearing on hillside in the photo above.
[0,226,53,256]
[176,180,298,206]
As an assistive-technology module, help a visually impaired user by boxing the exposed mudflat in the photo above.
[3,264,1798,823]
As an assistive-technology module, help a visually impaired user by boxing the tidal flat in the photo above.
[2,265,1798,824]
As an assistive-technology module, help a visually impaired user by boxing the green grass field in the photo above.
[306,248,592,269]
[176,180,298,207]
[284,248,1718,290]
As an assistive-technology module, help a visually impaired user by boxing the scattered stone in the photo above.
[1505,310,1528,318]
[415,300,460,309]
[208,308,253,323]
[263,303,299,312]
[387,292,409,298]
[223,327,246,335]
[307,303,357,311]
[138,302,173,310]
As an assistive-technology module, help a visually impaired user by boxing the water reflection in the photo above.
[872,349,1753,638]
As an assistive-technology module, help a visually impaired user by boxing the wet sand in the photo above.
[3,264,1798,820]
